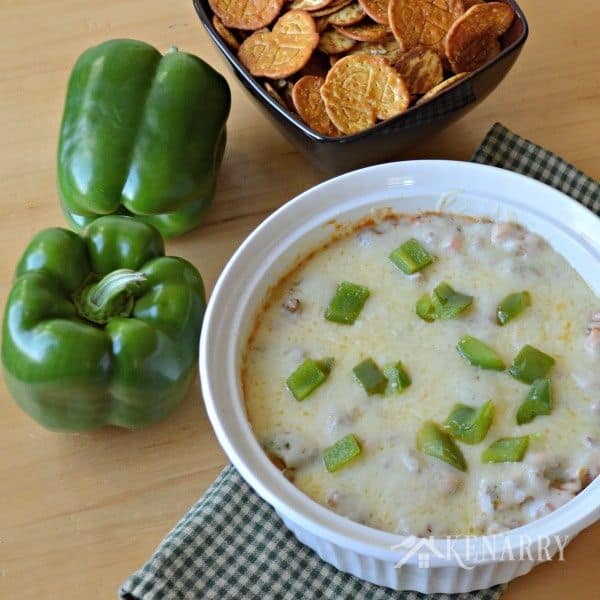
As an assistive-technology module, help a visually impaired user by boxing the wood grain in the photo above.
[0,0,598,597]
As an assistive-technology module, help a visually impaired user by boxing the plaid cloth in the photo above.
[120,123,599,600]
[471,123,599,212]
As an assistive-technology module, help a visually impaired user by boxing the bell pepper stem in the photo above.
[75,269,147,324]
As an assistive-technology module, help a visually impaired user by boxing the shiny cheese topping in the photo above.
[242,213,600,536]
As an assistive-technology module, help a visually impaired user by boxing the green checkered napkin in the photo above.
[471,123,599,212]
[120,123,599,600]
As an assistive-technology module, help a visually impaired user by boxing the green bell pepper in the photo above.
[2,216,206,430]
[417,421,467,472]
[456,336,505,370]
[389,238,434,275]
[443,400,495,444]
[496,291,531,326]
[353,358,388,395]
[416,282,473,322]
[516,378,553,424]
[508,344,555,384]
[482,436,529,463]
[322,434,362,472]
[286,358,334,401]
[325,281,370,325]
[57,39,231,239]
[383,361,411,393]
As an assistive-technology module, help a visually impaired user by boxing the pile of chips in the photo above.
[208,0,515,135]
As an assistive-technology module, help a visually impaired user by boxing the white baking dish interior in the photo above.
[200,161,600,593]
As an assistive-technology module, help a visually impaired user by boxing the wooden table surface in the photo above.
[1,0,599,597]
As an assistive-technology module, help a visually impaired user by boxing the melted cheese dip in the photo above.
[243,214,600,536]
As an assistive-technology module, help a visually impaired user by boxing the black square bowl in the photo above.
[192,0,528,174]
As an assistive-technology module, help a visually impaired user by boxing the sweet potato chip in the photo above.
[388,0,464,51]
[358,0,390,25]
[292,75,339,135]
[444,2,513,72]
[276,10,319,34]
[212,15,241,50]
[264,82,287,107]
[328,2,366,26]
[311,0,352,16]
[347,39,403,62]
[209,0,284,30]
[290,0,334,10]
[281,81,297,111]
[319,29,358,53]
[393,46,443,94]
[415,71,469,104]
[238,10,319,78]
[320,54,410,133]
[336,21,391,42]
[463,0,484,8]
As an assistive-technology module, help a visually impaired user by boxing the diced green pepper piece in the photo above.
[482,436,529,463]
[508,345,555,384]
[325,281,370,325]
[434,283,473,319]
[320,357,335,371]
[497,291,531,326]
[322,433,362,472]
[415,282,473,322]
[416,293,437,322]
[516,378,553,424]
[433,282,456,303]
[443,400,494,444]
[417,421,467,472]
[389,238,434,274]
[286,357,333,401]
[457,336,505,370]
[353,358,388,395]
[384,361,412,393]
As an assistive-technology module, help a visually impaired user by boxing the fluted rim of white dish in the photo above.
[199,160,600,568]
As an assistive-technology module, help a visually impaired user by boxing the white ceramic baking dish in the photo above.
[199,160,600,593]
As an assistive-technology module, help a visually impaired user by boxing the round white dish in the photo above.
[199,160,600,593]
